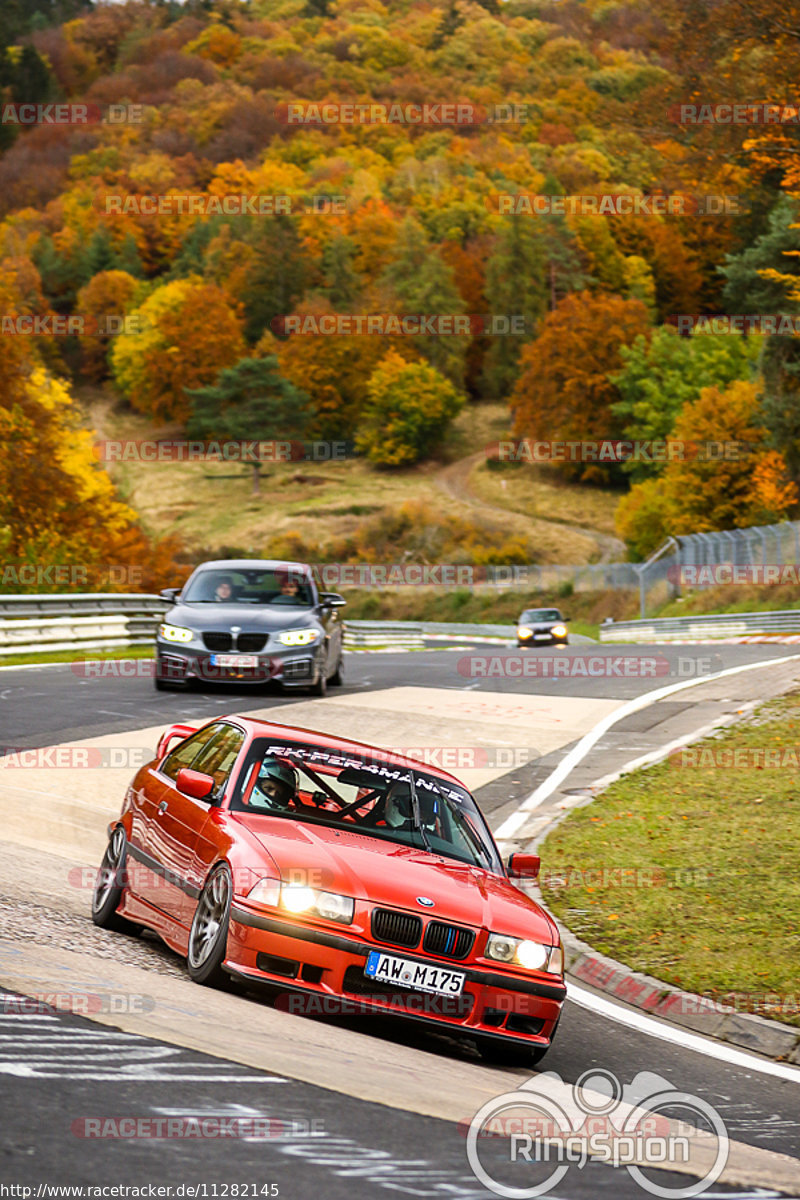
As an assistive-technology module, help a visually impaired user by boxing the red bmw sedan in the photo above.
[92,716,565,1065]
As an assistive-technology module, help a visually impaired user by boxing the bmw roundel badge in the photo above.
[416,896,435,907]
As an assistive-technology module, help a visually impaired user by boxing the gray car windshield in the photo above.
[521,609,561,622]
[231,739,504,874]
[183,569,313,606]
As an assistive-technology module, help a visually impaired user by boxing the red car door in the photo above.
[151,723,246,928]
[130,724,222,917]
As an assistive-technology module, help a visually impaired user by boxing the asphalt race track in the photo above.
[1,641,800,1198]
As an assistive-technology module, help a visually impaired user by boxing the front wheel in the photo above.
[329,652,344,686]
[91,827,141,934]
[309,655,328,697]
[187,863,233,986]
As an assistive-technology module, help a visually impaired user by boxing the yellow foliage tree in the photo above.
[111,278,245,421]
[356,350,464,467]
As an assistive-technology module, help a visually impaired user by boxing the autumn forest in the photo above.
[3,0,800,585]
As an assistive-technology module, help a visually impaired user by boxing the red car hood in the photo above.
[234,814,556,944]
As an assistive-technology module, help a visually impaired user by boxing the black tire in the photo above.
[91,827,141,934]
[477,1037,551,1068]
[187,863,233,986]
[329,652,344,686]
[310,655,328,696]
[154,655,191,690]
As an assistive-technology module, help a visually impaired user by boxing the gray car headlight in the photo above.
[486,933,562,973]
[158,623,193,643]
[278,629,319,647]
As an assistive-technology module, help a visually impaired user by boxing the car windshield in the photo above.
[182,568,313,606]
[230,738,504,874]
[520,609,562,622]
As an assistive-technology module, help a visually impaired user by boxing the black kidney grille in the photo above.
[371,908,422,948]
[422,921,475,960]
[203,632,232,651]
[236,633,267,652]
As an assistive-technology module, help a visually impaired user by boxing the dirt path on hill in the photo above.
[435,451,626,563]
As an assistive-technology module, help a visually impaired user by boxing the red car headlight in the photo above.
[248,877,354,925]
[486,933,563,974]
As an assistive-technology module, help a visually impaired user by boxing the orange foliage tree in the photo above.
[111,279,246,422]
[0,277,184,589]
[75,269,140,381]
[511,292,652,482]
[616,380,798,557]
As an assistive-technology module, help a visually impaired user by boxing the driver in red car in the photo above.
[249,757,299,811]
[383,780,438,834]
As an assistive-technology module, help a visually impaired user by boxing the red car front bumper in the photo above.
[227,903,565,1048]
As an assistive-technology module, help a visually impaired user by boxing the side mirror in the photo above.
[319,591,347,608]
[507,853,540,880]
[160,587,181,603]
[175,767,216,801]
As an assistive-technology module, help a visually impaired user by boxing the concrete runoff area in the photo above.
[2,657,800,1193]
[0,687,623,864]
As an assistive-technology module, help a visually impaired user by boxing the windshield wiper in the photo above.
[408,770,432,853]
[426,775,495,870]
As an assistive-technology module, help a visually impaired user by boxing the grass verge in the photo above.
[0,646,155,668]
[539,692,800,1026]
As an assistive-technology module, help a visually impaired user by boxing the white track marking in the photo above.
[0,1014,59,1022]
[491,650,800,1080]
[496,652,800,839]
[567,985,800,1082]
[0,1065,283,1080]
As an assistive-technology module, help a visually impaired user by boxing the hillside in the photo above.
[85,389,622,564]
[2,0,800,589]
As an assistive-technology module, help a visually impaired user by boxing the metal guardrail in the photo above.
[346,621,522,648]
[345,621,424,649]
[0,598,516,656]
[599,609,800,643]
[0,593,169,619]
[0,594,169,656]
[422,621,516,640]
[4,593,798,655]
